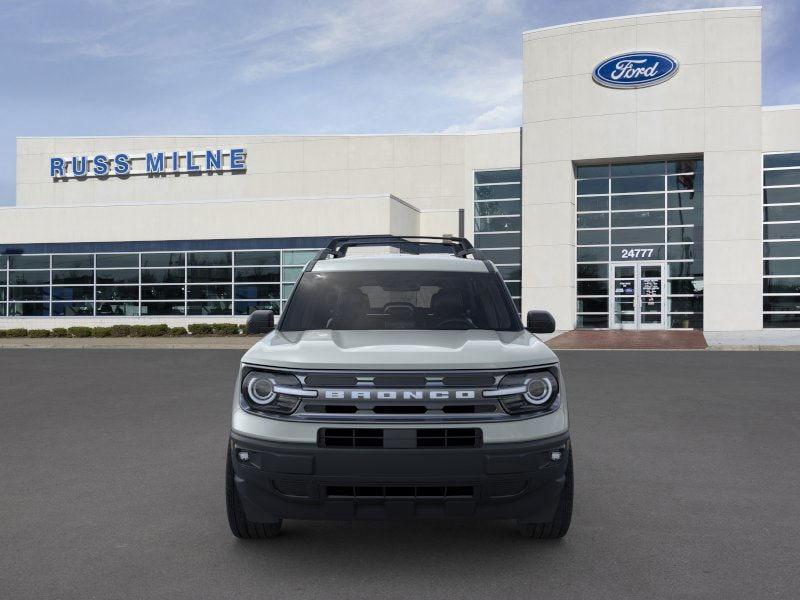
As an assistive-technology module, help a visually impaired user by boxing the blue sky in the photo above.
[1,0,798,206]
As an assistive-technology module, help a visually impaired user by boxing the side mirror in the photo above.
[247,310,275,335]
[526,310,556,334]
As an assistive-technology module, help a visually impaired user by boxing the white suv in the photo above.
[226,236,572,539]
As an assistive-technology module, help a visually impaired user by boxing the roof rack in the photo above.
[305,235,485,271]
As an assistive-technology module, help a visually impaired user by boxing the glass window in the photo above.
[9,255,49,269]
[474,184,521,200]
[52,302,94,317]
[474,216,520,233]
[10,287,50,301]
[9,271,50,285]
[577,230,608,245]
[474,200,521,217]
[187,302,232,315]
[611,228,664,245]
[474,232,521,248]
[52,254,93,269]
[575,165,608,178]
[187,267,231,283]
[53,286,94,301]
[667,160,701,174]
[577,281,608,295]
[497,265,521,281]
[234,266,280,283]
[577,246,609,262]
[235,300,281,315]
[764,170,800,187]
[611,176,663,194]
[474,170,520,184]
[234,284,280,299]
[96,302,139,316]
[763,296,800,312]
[668,279,702,295]
[282,283,296,299]
[667,174,698,191]
[764,314,800,327]
[764,223,800,240]
[763,188,800,204]
[141,253,185,268]
[141,302,185,316]
[611,162,664,177]
[0,255,6,269]
[481,249,521,264]
[764,205,800,222]
[667,209,698,226]
[576,314,608,328]
[611,194,664,211]
[187,251,232,267]
[764,153,800,168]
[283,250,318,266]
[234,251,279,266]
[141,285,185,300]
[96,254,138,268]
[504,282,521,296]
[577,264,608,279]
[142,268,185,284]
[667,245,694,261]
[667,191,702,209]
[763,278,800,294]
[187,285,232,300]
[96,269,138,284]
[282,266,304,283]
[577,298,608,312]
[764,241,800,258]
[8,302,49,316]
[577,212,608,228]
[670,314,703,329]
[611,211,664,228]
[669,262,696,277]
[52,270,93,285]
[577,196,608,212]
[669,297,703,312]
[667,227,695,244]
[764,259,800,276]
[96,286,139,301]
[576,179,608,195]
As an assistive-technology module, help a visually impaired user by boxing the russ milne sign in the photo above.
[49,148,246,179]
[592,52,678,89]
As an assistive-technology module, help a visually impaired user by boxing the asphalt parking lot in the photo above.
[1,349,799,600]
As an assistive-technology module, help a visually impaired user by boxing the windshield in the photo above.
[279,270,521,332]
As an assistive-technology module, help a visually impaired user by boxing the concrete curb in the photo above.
[0,337,258,349]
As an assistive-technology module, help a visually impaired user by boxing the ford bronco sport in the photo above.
[226,235,572,539]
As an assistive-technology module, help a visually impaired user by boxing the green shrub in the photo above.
[168,326,188,336]
[27,329,51,338]
[0,330,5,338]
[211,323,240,336]
[109,324,132,337]
[91,327,113,338]
[68,326,92,338]
[188,323,213,336]
[129,325,148,337]
[4,328,29,338]
[51,328,69,338]
[146,324,169,337]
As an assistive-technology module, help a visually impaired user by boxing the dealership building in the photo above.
[2,6,799,334]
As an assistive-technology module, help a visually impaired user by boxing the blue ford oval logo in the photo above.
[593,52,678,89]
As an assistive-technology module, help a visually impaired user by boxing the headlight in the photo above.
[240,368,316,415]
[484,367,560,415]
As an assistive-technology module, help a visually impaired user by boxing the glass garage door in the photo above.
[575,159,704,330]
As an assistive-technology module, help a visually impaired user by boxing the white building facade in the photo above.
[2,6,799,333]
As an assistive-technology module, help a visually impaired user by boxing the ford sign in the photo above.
[592,52,678,89]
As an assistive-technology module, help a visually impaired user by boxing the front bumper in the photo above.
[230,431,570,522]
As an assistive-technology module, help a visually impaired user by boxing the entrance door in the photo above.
[610,262,666,330]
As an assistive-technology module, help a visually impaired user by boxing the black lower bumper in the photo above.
[230,431,570,522]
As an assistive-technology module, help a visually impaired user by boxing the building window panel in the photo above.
[667,209,699,226]
[474,200,521,217]
[474,232,521,248]
[577,246,609,262]
[611,162,664,177]
[577,212,609,228]
[187,285,232,300]
[497,265,521,281]
[52,254,94,269]
[9,302,49,316]
[141,268,185,284]
[9,271,50,285]
[234,251,279,266]
[96,302,139,316]
[611,194,664,211]
[764,241,800,258]
[577,298,609,312]
[96,286,139,301]
[764,169,800,187]
[611,176,664,194]
[473,216,520,233]
[53,286,94,301]
[186,301,232,315]
[577,314,609,328]
[9,255,49,269]
[610,228,665,245]
[141,285,186,301]
[52,270,93,285]
[764,223,800,240]
[575,165,609,179]
[235,300,281,316]
[141,253,185,268]
[764,205,800,222]
[474,170,521,184]
[96,269,138,284]
[234,284,280,300]
[187,251,232,267]
[577,264,608,279]
[763,278,800,294]
[667,160,702,174]
[577,230,609,245]
[141,302,185,316]
[764,259,800,276]
[52,302,94,317]
[96,254,138,268]
[283,250,318,266]
[763,188,800,204]
[577,196,608,212]
[576,179,608,195]
[611,211,665,228]
[10,287,50,301]
[667,174,698,191]
[480,249,521,264]
[187,267,231,283]
[763,296,800,312]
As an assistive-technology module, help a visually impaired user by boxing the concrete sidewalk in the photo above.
[0,336,258,349]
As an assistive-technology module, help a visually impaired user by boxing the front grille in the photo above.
[318,428,481,448]
[319,428,383,448]
[325,484,475,499]
[305,403,496,415]
[301,373,498,388]
[417,428,481,448]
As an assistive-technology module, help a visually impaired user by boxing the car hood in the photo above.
[242,329,557,371]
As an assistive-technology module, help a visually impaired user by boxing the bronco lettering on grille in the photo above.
[323,390,476,400]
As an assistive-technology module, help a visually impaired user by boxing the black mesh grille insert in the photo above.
[319,428,383,448]
[417,428,481,448]
[325,485,475,499]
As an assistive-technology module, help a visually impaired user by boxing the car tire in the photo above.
[226,452,282,539]
[517,450,573,539]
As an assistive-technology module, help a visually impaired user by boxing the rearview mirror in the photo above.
[246,310,275,334]
[526,310,556,334]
